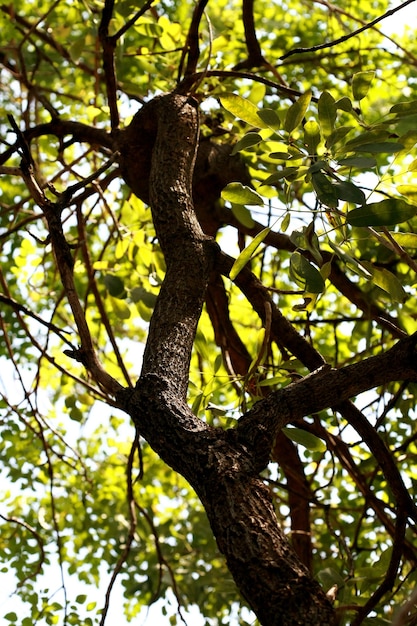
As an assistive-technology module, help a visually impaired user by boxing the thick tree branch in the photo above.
[122,92,336,625]
[237,333,417,466]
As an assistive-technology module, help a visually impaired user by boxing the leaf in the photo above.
[103,274,125,298]
[231,132,262,154]
[130,286,157,308]
[347,199,416,226]
[220,93,268,128]
[317,568,345,591]
[352,71,375,100]
[389,232,417,248]
[303,119,321,155]
[333,180,366,204]
[282,427,326,452]
[318,91,336,137]
[397,184,417,199]
[231,203,255,228]
[257,108,281,129]
[352,142,404,154]
[229,227,271,280]
[325,125,353,149]
[390,100,417,116]
[284,91,312,133]
[337,156,377,169]
[109,295,131,319]
[290,252,325,293]
[311,172,339,208]
[222,182,264,206]
[69,407,84,422]
[361,262,406,302]
[335,96,353,112]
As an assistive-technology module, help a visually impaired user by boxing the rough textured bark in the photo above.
[116,92,337,625]
[116,91,417,624]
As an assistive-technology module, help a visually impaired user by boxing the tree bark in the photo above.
[118,92,336,624]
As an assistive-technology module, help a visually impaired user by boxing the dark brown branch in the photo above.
[178,0,209,81]
[234,0,265,70]
[237,333,417,465]
[122,93,336,625]
[99,0,119,130]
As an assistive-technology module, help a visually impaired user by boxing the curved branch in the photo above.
[122,93,336,625]
[280,0,416,60]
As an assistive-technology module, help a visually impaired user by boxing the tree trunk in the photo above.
[118,92,336,625]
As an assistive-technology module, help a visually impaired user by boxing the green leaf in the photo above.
[75,594,87,604]
[353,142,404,154]
[222,182,263,206]
[4,613,18,622]
[231,204,256,228]
[284,91,312,133]
[317,568,345,591]
[290,252,325,293]
[109,295,131,319]
[397,184,417,200]
[347,199,416,226]
[318,91,336,137]
[220,93,268,128]
[311,172,339,208]
[389,232,417,248]
[361,262,406,302]
[282,427,326,452]
[325,126,353,149]
[229,227,271,280]
[333,180,366,204]
[257,108,281,129]
[352,71,375,100]
[303,119,321,155]
[337,156,377,169]
[390,100,417,116]
[130,286,157,308]
[69,407,84,422]
[103,274,125,298]
[335,96,353,112]
[231,132,262,154]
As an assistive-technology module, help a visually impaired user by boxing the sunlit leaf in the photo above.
[304,119,321,155]
[109,295,131,319]
[347,199,416,226]
[231,203,256,228]
[318,91,336,137]
[231,132,263,154]
[389,232,417,248]
[220,94,268,128]
[361,262,406,302]
[335,97,353,112]
[222,182,264,206]
[284,92,312,133]
[229,227,271,280]
[352,71,374,100]
[282,427,326,451]
[390,100,417,116]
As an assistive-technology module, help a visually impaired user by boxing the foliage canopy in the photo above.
[1,0,417,624]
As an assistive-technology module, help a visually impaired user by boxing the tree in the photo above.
[1,0,417,624]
